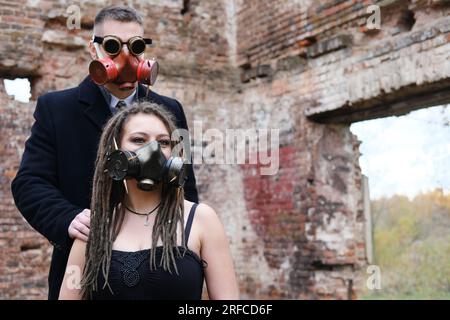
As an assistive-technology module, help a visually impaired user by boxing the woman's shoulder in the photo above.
[184,200,216,217]
[184,200,221,228]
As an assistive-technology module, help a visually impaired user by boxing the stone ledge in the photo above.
[41,30,86,49]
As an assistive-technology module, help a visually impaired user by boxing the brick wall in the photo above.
[0,87,51,299]
[1,0,450,299]
[236,0,450,121]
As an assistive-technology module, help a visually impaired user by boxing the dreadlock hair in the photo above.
[81,101,186,299]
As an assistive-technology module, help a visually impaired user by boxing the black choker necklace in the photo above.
[123,202,160,226]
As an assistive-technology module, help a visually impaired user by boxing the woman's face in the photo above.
[120,113,172,159]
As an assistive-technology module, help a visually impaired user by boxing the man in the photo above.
[11,5,198,300]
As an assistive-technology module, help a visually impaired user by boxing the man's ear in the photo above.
[88,41,98,60]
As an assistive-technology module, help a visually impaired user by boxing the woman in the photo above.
[59,102,239,299]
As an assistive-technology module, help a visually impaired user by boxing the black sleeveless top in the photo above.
[91,204,205,300]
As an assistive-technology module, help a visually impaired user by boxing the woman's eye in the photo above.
[131,137,146,144]
[158,139,171,147]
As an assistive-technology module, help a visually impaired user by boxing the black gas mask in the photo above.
[106,140,188,191]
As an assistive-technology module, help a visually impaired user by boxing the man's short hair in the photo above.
[94,5,143,32]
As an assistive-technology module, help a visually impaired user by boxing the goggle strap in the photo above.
[93,36,104,44]
[92,42,105,59]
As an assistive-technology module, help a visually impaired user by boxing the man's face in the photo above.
[89,20,144,96]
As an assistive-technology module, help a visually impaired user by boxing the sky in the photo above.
[3,78,31,102]
[4,78,450,200]
[350,105,450,200]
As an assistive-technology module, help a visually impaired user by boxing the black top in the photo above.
[91,204,205,300]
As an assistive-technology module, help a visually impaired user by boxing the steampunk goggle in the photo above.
[93,35,152,56]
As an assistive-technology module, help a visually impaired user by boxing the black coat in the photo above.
[10,76,198,300]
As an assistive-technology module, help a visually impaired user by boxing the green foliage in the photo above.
[361,189,450,300]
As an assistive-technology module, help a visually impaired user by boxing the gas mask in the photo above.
[89,35,159,86]
[106,140,188,191]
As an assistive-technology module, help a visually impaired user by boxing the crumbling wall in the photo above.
[224,0,450,299]
[0,83,51,299]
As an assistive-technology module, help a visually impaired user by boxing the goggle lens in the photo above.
[130,39,146,55]
[103,38,121,55]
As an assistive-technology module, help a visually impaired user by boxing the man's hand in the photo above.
[68,209,91,242]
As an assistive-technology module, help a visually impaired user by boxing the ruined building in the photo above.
[1,0,450,299]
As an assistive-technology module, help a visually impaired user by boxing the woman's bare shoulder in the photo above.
[196,202,221,225]
[183,201,221,225]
